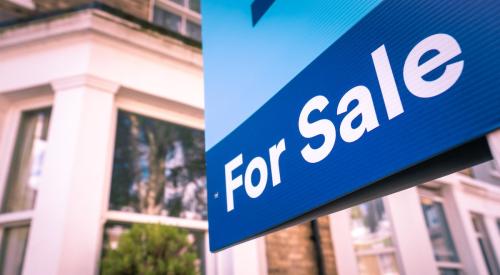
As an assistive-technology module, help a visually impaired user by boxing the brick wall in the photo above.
[265,216,337,275]
[317,216,337,275]
[0,1,32,20]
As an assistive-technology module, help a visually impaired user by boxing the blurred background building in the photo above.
[0,1,498,275]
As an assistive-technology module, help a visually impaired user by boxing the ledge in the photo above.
[0,1,201,49]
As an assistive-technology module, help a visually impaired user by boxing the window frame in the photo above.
[419,188,465,272]
[101,95,211,273]
[470,212,500,275]
[0,95,52,274]
[0,96,52,224]
[152,0,202,41]
[348,198,405,275]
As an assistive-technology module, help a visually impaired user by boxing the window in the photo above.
[420,194,463,273]
[471,213,500,275]
[2,109,51,213]
[350,198,401,275]
[103,110,208,273]
[153,0,202,41]
[0,107,51,275]
[0,226,30,275]
[109,111,206,219]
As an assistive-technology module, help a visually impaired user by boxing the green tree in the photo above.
[101,224,198,275]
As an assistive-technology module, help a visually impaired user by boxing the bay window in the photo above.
[102,110,208,273]
[0,107,51,275]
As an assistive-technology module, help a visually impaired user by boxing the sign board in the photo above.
[202,0,500,251]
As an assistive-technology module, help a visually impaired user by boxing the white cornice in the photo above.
[0,9,204,110]
[51,75,120,94]
[0,9,203,69]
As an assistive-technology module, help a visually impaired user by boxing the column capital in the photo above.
[0,95,10,109]
[51,74,120,94]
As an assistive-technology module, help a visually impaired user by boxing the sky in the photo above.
[202,0,382,150]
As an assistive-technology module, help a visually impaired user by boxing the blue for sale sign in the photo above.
[202,0,500,251]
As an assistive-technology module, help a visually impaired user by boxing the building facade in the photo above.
[0,1,499,275]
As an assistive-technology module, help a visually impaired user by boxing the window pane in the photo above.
[169,0,185,6]
[109,111,207,220]
[350,199,394,251]
[153,6,182,33]
[357,253,399,275]
[186,20,201,41]
[471,214,500,275]
[421,198,460,262]
[2,109,51,213]
[0,226,30,275]
[188,0,201,13]
[439,268,461,275]
[350,199,400,275]
[101,223,205,274]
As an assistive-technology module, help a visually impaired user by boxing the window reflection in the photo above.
[153,6,182,33]
[109,111,207,220]
[2,108,51,213]
[186,20,201,41]
[350,199,400,275]
[421,197,460,262]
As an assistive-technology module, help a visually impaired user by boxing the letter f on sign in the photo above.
[225,154,244,212]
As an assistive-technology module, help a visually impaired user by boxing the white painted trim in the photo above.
[487,129,500,171]
[328,211,360,275]
[354,247,398,257]
[0,211,32,226]
[438,173,500,203]
[52,75,120,94]
[441,184,487,275]
[0,10,204,110]
[0,108,20,208]
[23,82,118,275]
[0,93,53,213]
[484,216,500,267]
[106,210,208,231]
[116,91,204,130]
[0,10,202,69]
[386,187,439,275]
[435,261,464,270]
[256,237,268,275]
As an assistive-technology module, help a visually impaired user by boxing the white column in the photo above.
[441,183,489,275]
[22,75,119,275]
[487,130,500,170]
[329,210,359,275]
[0,96,8,142]
[385,187,439,275]
[215,238,268,275]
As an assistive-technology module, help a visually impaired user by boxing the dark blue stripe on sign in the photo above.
[251,0,275,26]
[209,0,500,251]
